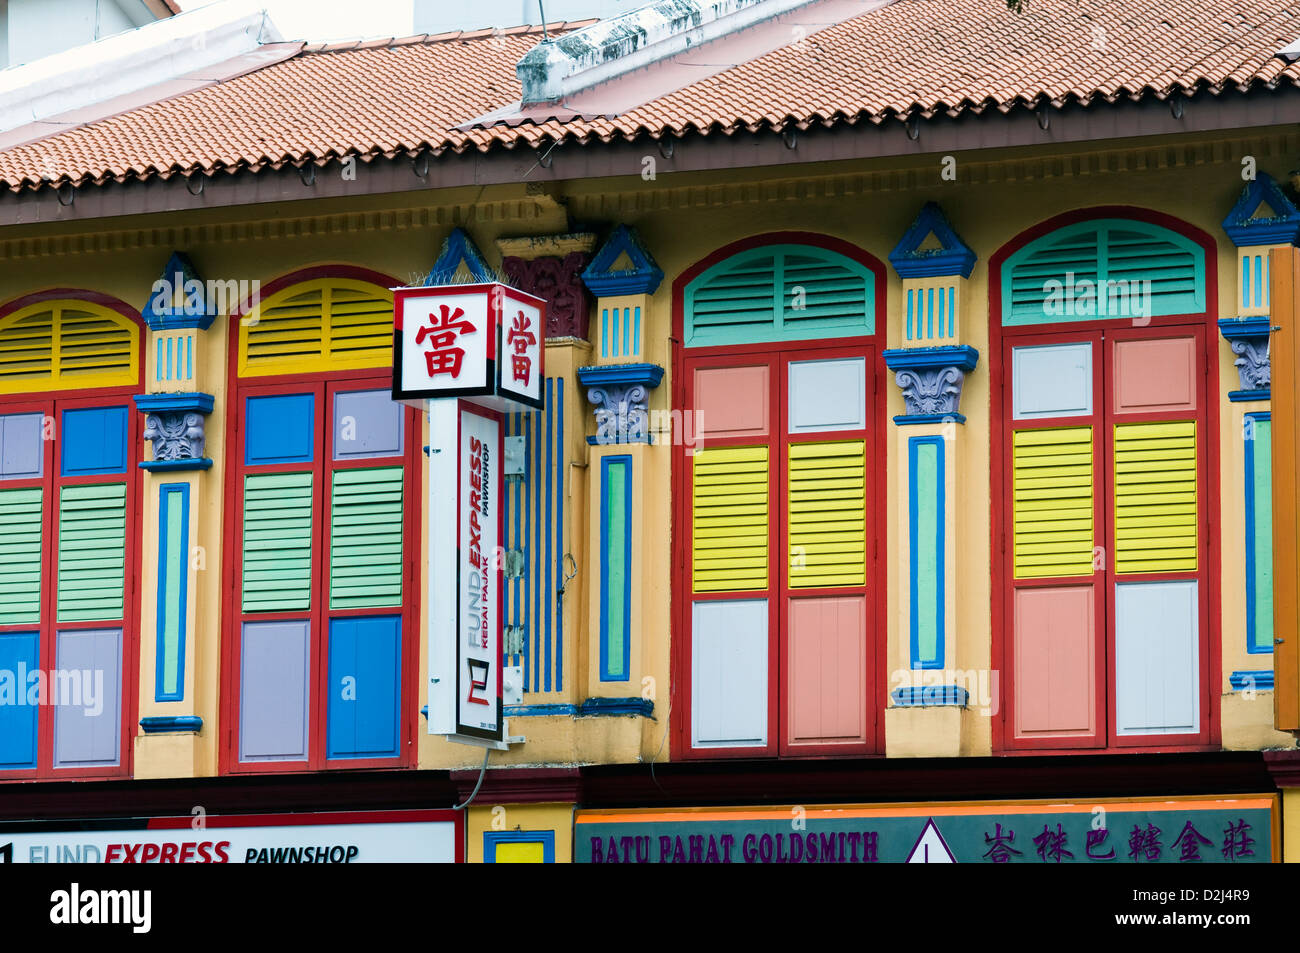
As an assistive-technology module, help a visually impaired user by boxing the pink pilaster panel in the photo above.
[1014,586,1095,739]
[787,596,866,745]
[1113,336,1196,414]
[694,364,769,439]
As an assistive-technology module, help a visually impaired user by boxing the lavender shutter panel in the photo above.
[52,628,122,768]
[239,619,310,761]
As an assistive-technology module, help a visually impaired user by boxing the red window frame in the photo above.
[989,207,1222,754]
[0,291,143,782]
[669,233,888,760]
[219,270,421,775]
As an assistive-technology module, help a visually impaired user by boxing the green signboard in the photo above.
[576,798,1275,864]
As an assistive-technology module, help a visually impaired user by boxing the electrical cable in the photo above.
[453,747,491,810]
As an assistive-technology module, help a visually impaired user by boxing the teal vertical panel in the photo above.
[1254,254,1263,308]
[622,307,630,357]
[926,287,934,339]
[633,306,641,356]
[1246,414,1273,654]
[948,286,955,337]
[155,483,189,701]
[600,456,632,681]
[602,308,609,358]
[1242,256,1249,310]
[906,289,914,340]
[909,437,944,669]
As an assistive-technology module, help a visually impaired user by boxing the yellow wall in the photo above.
[0,127,1292,782]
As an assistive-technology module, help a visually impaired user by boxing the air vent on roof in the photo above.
[517,0,821,104]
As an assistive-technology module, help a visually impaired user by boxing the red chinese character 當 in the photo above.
[507,310,536,385]
[415,303,476,379]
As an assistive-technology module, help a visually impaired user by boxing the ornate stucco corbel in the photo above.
[882,345,979,424]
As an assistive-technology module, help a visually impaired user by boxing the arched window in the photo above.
[991,210,1217,752]
[0,291,143,780]
[223,267,420,773]
[673,235,885,759]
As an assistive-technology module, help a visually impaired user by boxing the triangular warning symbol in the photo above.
[906,818,956,863]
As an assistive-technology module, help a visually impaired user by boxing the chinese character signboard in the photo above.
[575,797,1276,863]
[392,283,545,411]
[456,405,502,741]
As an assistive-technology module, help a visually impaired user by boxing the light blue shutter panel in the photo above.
[691,598,767,748]
[52,628,122,768]
[57,483,126,622]
[1115,581,1199,735]
[0,630,39,769]
[326,615,401,760]
[239,620,310,761]
[0,487,43,625]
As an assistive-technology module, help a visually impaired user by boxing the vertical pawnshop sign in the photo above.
[457,405,502,740]
[393,282,544,749]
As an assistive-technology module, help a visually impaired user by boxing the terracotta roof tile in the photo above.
[2,1,1300,192]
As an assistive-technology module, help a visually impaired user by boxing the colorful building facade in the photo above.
[0,0,1298,862]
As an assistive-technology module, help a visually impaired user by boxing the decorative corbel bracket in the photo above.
[133,392,215,471]
[883,345,979,424]
[577,363,665,445]
[1218,317,1271,401]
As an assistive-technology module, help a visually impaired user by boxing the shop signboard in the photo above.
[0,810,462,863]
[397,283,543,749]
[576,797,1276,863]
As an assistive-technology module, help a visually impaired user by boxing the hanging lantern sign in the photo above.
[392,283,545,411]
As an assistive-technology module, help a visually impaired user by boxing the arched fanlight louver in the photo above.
[238,277,394,376]
[1002,219,1206,326]
[0,299,139,394]
[685,244,875,347]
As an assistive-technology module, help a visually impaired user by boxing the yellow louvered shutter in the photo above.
[788,440,865,588]
[1114,421,1197,573]
[1012,426,1094,578]
[692,446,768,592]
[239,278,393,376]
[0,301,138,394]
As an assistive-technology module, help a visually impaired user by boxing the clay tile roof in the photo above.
[2,0,1300,193]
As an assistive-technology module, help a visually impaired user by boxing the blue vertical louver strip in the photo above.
[544,376,554,692]
[501,377,566,695]
[555,377,564,691]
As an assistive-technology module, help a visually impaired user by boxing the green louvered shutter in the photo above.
[242,471,313,612]
[686,251,778,345]
[685,245,874,346]
[0,487,42,624]
[57,483,126,622]
[1004,220,1204,324]
[329,466,403,609]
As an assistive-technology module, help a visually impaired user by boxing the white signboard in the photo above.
[392,282,545,411]
[393,285,495,401]
[456,404,503,742]
[0,811,460,863]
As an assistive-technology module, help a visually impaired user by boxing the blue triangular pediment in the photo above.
[1222,172,1300,247]
[425,227,495,285]
[144,251,217,330]
[582,225,664,296]
[889,202,977,279]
